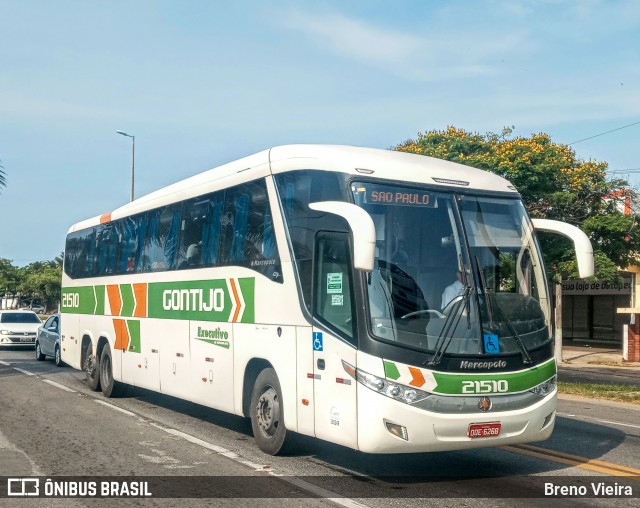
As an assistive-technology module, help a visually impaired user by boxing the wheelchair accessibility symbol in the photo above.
[313,332,323,352]
[483,333,500,354]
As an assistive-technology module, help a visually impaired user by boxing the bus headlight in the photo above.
[529,375,556,398]
[342,361,430,405]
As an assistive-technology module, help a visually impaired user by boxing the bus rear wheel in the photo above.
[99,343,124,398]
[250,368,291,455]
[85,350,100,391]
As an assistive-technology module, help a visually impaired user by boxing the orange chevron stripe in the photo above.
[107,285,122,316]
[133,283,147,318]
[408,367,425,387]
[113,319,130,351]
[229,278,241,323]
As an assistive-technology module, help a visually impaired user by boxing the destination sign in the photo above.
[353,183,435,208]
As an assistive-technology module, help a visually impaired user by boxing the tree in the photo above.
[0,258,20,294]
[19,264,62,313]
[394,127,638,282]
[0,256,62,311]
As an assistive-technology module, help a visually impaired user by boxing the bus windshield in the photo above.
[352,183,550,357]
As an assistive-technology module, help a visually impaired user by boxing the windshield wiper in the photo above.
[475,256,494,327]
[429,278,470,366]
[474,256,532,365]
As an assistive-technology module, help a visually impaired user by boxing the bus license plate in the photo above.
[468,422,501,438]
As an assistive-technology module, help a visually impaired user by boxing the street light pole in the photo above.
[116,130,135,201]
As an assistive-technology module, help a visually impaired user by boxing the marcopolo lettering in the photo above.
[459,360,507,370]
[162,288,225,312]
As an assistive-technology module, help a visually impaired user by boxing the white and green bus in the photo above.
[61,145,593,455]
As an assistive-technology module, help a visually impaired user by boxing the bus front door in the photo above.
[312,232,358,449]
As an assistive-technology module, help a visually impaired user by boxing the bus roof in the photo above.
[68,144,518,233]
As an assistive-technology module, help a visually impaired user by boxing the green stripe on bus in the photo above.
[431,359,556,395]
[61,287,96,315]
[120,284,135,317]
[127,320,141,353]
[238,278,255,323]
[384,360,401,380]
[95,285,105,315]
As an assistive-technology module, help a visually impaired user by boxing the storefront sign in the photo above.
[561,278,632,296]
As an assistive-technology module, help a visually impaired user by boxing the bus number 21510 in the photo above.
[461,380,508,394]
[62,292,80,309]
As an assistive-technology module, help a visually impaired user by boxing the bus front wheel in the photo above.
[99,343,124,398]
[250,368,290,455]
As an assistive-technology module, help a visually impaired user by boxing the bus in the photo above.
[61,145,593,455]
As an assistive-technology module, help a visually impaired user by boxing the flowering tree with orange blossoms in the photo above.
[394,127,638,282]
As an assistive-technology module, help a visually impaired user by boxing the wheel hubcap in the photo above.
[86,356,95,376]
[256,386,279,436]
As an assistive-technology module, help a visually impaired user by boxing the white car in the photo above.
[0,310,42,347]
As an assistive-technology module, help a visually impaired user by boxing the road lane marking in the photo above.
[558,412,640,431]
[503,444,640,477]
[149,422,370,508]
[12,367,35,376]
[592,419,640,430]
[43,379,76,393]
[94,399,136,416]
[0,360,10,366]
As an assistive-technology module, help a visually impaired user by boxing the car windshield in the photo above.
[1,312,41,324]
[352,182,550,357]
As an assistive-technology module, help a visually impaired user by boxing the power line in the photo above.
[568,120,640,145]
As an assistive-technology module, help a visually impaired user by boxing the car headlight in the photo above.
[342,360,431,405]
[529,375,557,398]
[0,330,10,335]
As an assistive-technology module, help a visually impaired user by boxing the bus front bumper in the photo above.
[356,385,557,454]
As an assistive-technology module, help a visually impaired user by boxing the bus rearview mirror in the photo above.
[308,201,376,272]
[532,218,594,278]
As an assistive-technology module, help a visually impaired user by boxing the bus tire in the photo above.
[250,368,291,455]
[99,343,124,398]
[85,351,101,391]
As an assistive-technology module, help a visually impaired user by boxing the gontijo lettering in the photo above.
[162,288,225,312]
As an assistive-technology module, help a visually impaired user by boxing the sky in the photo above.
[1,0,640,265]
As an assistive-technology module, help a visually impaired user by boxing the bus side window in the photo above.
[222,180,282,279]
[177,196,211,269]
[143,205,181,271]
[95,223,118,275]
[116,217,139,274]
[313,232,356,343]
[201,200,222,266]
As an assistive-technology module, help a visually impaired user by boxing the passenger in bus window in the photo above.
[185,242,201,267]
[441,270,464,309]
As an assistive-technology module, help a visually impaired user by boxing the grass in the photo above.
[587,360,637,367]
[558,382,640,405]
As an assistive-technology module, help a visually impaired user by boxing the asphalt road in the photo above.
[0,348,638,507]
[557,365,640,387]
